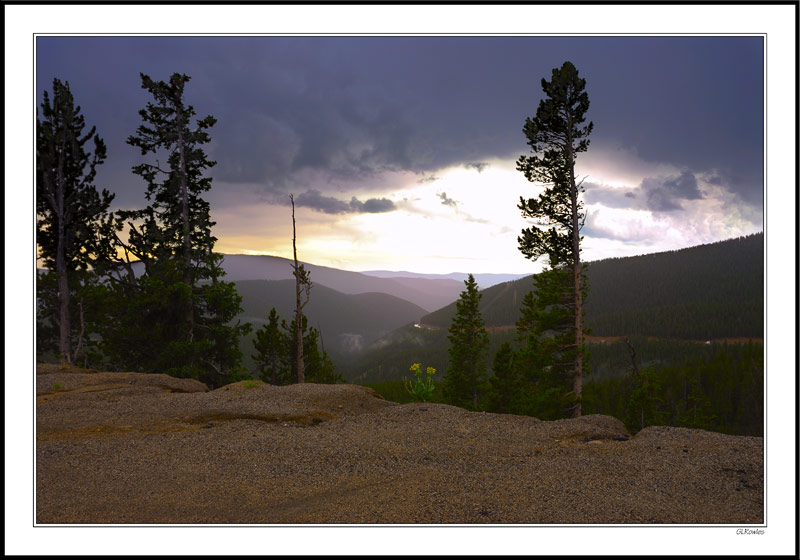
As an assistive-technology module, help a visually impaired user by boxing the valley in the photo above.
[231,233,764,388]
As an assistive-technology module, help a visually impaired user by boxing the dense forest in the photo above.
[363,339,763,437]
[422,232,763,340]
[583,340,764,436]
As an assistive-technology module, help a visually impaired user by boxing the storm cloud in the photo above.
[293,189,396,215]
[642,170,703,212]
[466,162,490,173]
[586,170,704,213]
[35,35,763,227]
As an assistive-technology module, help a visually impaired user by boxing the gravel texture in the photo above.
[36,364,763,525]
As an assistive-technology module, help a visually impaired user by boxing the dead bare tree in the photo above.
[290,194,312,383]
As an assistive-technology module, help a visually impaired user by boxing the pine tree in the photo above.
[515,268,577,419]
[36,78,115,364]
[101,72,249,386]
[487,342,520,414]
[443,274,490,410]
[516,61,593,417]
[253,308,292,385]
[283,315,342,384]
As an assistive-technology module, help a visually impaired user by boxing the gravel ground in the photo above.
[35,364,763,525]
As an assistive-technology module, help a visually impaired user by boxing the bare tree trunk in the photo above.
[56,257,71,363]
[176,104,194,340]
[567,116,583,418]
[55,152,72,363]
[291,194,305,384]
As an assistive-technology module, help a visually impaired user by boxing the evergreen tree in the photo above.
[625,366,668,433]
[487,342,521,414]
[101,72,249,387]
[36,78,115,364]
[283,315,342,384]
[515,268,578,419]
[443,274,490,410]
[516,61,593,416]
[253,308,292,385]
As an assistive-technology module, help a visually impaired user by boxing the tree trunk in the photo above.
[71,298,85,364]
[567,114,583,418]
[176,104,194,340]
[56,259,71,363]
[55,151,72,363]
[291,194,305,384]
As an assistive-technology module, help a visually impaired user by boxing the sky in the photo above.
[34,35,765,275]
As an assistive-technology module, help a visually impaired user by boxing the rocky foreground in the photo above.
[36,363,763,524]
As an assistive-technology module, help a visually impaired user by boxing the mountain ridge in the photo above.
[342,232,764,383]
[421,232,764,338]
[233,279,430,372]
[358,270,529,287]
[220,254,465,312]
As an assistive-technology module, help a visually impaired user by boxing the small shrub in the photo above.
[53,381,62,391]
[242,380,261,389]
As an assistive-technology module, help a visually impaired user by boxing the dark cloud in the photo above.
[350,197,397,214]
[586,171,704,213]
[294,190,351,214]
[466,162,490,173]
[418,175,440,184]
[641,171,702,212]
[437,192,459,209]
[293,190,396,214]
[35,36,763,215]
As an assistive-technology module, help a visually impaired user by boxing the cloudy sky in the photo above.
[34,34,764,274]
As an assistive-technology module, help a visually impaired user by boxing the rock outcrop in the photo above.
[35,364,763,524]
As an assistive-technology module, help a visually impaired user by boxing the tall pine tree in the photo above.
[102,72,249,386]
[36,78,115,364]
[516,61,593,417]
[443,274,490,410]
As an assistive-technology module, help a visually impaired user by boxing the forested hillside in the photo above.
[234,279,429,374]
[422,233,763,340]
[348,234,764,387]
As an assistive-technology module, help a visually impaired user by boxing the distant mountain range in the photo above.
[359,270,529,287]
[94,253,469,312]
[220,254,466,313]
